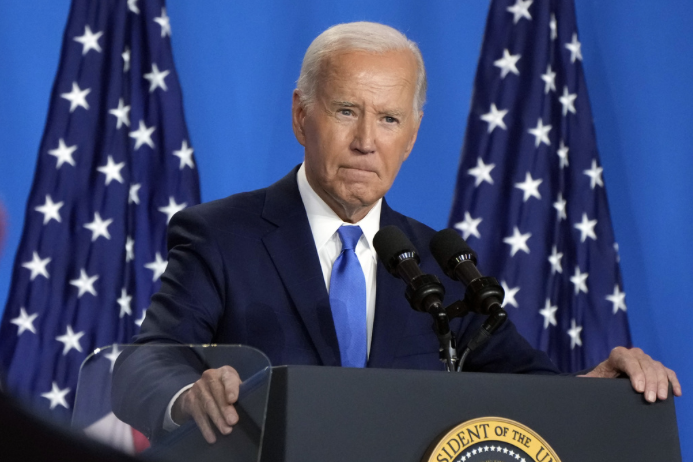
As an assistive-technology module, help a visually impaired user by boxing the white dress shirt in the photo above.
[164,163,381,430]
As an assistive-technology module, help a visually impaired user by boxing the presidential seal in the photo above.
[423,417,561,462]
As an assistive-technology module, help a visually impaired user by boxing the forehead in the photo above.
[318,49,418,107]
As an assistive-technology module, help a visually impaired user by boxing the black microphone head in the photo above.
[429,228,478,278]
[373,225,420,275]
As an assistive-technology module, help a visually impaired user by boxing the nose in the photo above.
[350,114,376,154]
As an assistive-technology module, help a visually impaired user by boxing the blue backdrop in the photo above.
[1,1,691,458]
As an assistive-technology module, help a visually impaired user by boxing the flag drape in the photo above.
[448,0,630,372]
[0,0,199,425]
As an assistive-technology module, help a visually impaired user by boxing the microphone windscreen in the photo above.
[429,228,477,273]
[373,225,417,273]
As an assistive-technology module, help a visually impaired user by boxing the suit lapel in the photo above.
[261,167,341,367]
[368,200,416,368]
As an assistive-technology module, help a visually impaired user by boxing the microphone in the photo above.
[374,226,459,371]
[429,229,507,371]
[429,228,504,316]
[373,225,445,314]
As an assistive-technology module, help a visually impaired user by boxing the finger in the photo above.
[637,355,659,403]
[219,367,242,404]
[198,383,234,435]
[612,348,645,393]
[207,370,238,428]
[667,368,683,397]
[653,361,670,400]
[190,403,218,444]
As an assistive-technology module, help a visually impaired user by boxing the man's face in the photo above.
[292,49,422,222]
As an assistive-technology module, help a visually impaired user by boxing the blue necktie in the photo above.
[329,226,367,368]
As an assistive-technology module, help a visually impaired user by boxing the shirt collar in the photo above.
[297,163,381,259]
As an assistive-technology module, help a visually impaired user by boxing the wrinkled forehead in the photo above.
[316,49,419,107]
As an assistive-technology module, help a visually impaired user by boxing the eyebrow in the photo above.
[330,100,406,118]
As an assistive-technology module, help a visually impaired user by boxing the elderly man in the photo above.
[113,22,680,444]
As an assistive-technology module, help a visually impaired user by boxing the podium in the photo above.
[260,366,681,462]
[74,345,681,462]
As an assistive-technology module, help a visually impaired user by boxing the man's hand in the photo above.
[172,366,241,443]
[581,347,681,402]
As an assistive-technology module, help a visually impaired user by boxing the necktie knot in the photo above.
[337,225,363,251]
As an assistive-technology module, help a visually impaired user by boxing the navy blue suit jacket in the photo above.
[113,166,558,440]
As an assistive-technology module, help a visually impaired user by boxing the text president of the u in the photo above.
[112,22,681,444]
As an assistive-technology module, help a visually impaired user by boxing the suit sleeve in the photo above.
[456,313,560,375]
[112,207,228,441]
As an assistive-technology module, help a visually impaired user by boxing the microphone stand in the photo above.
[403,274,459,372]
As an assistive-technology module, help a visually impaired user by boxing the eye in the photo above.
[339,109,354,116]
[384,116,399,124]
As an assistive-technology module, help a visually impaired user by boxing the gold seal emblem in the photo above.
[424,417,561,462]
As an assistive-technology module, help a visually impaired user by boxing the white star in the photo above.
[480,103,508,133]
[154,7,171,37]
[494,49,521,78]
[117,288,132,318]
[127,0,140,14]
[109,98,131,129]
[129,120,156,150]
[454,212,482,240]
[173,140,195,169]
[129,183,142,204]
[34,195,64,225]
[539,299,558,329]
[69,269,99,298]
[514,172,542,202]
[468,157,495,187]
[559,86,577,116]
[73,25,103,55]
[125,236,135,262]
[143,63,170,92]
[553,192,567,221]
[583,159,604,189]
[48,138,77,169]
[144,252,168,282]
[506,0,533,23]
[135,309,147,327]
[606,285,627,314]
[565,33,583,63]
[548,245,563,274]
[10,307,38,335]
[528,118,552,147]
[541,64,556,94]
[567,319,583,349]
[83,212,113,241]
[158,197,187,224]
[22,252,51,280]
[557,140,569,168]
[503,227,531,257]
[97,156,125,186]
[122,47,131,72]
[56,325,85,355]
[501,281,520,308]
[103,345,121,373]
[60,82,91,112]
[41,382,70,410]
[574,213,597,242]
[570,266,589,295]
[550,13,557,40]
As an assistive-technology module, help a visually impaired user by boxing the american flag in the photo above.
[0,0,199,428]
[448,0,630,372]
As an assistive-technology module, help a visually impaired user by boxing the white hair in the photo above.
[296,21,427,115]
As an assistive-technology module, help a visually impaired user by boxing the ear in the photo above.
[402,110,423,161]
[292,90,307,146]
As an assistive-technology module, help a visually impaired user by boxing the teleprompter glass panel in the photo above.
[72,344,272,462]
